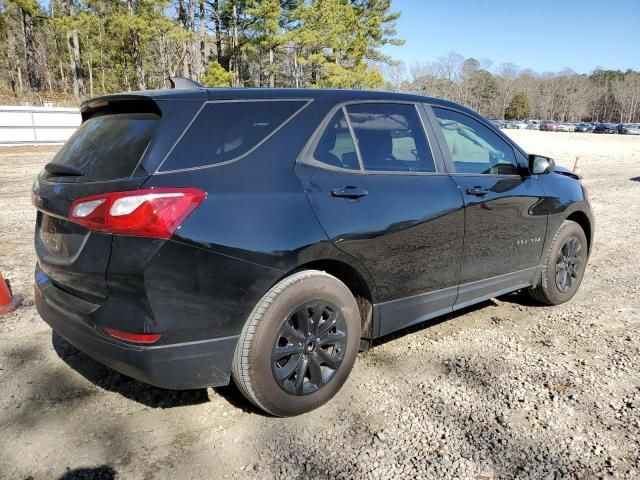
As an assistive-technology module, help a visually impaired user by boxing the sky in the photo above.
[380,0,640,74]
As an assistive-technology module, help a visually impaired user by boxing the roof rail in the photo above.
[169,77,204,89]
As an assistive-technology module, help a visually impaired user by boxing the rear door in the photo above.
[32,97,195,301]
[428,105,548,307]
[296,101,465,337]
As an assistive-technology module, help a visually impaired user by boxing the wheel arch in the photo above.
[289,259,377,345]
[566,210,592,252]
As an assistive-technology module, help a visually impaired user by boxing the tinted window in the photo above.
[50,112,158,180]
[346,103,435,173]
[161,100,306,171]
[432,107,519,175]
[312,109,360,170]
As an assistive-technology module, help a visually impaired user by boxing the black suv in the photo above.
[33,85,594,416]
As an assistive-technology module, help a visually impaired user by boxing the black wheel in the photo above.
[232,270,360,416]
[529,220,588,305]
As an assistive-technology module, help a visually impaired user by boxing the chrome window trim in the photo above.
[341,105,365,171]
[155,98,313,174]
[297,100,440,176]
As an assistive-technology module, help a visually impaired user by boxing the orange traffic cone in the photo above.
[0,273,22,314]
[573,155,581,176]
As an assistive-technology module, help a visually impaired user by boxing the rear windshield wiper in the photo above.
[44,163,84,177]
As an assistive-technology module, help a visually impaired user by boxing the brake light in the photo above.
[69,188,206,239]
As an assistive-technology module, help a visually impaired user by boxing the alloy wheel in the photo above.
[555,237,584,293]
[271,301,347,395]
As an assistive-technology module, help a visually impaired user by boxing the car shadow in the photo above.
[50,290,540,414]
[496,289,542,307]
[58,466,116,480]
[51,331,266,415]
[52,332,209,409]
[372,299,494,348]
[372,289,541,348]
[212,384,268,416]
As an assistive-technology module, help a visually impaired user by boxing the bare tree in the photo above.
[496,62,519,119]
[127,0,145,90]
[60,0,84,98]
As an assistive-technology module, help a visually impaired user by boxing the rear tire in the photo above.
[232,270,360,416]
[529,220,588,305]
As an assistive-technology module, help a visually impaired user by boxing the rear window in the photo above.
[160,100,307,171]
[50,112,159,180]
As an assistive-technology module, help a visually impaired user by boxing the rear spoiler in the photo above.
[79,78,203,120]
[80,96,162,121]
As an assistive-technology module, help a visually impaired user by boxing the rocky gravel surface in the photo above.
[0,130,639,479]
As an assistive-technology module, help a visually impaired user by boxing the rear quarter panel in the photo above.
[118,99,377,340]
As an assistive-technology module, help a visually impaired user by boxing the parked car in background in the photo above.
[526,120,541,130]
[556,123,574,133]
[540,121,558,132]
[32,84,595,416]
[574,123,594,133]
[503,120,527,129]
[593,123,618,134]
[490,120,504,129]
[617,123,640,135]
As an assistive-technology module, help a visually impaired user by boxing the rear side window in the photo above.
[312,109,360,170]
[50,112,158,180]
[161,100,307,171]
[346,103,435,173]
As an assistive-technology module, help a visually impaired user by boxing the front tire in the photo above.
[232,270,361,416]
[529,220,588,305]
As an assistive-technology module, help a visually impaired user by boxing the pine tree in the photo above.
[505,91,532,120]
[290,0,401,89]
[203,59,233,86]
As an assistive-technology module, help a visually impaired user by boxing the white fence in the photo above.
[0,105,81,144]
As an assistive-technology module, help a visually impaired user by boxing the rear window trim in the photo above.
[155,98,313,175]
[298,100,443,177]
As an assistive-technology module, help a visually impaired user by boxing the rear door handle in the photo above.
[466,187,490,196]
[330,186,369,200]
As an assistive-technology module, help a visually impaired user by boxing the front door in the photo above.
[429,106,548,307]
[296,102,465,336]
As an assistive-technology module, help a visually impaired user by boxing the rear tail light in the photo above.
[69,188,206,239]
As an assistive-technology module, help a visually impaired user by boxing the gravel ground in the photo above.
[0,130,639,480]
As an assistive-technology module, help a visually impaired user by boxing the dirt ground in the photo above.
[0,130,639,480]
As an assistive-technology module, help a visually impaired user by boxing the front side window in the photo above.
[161,100,307,171]
[432,107,519,175]
[346,103,436,173]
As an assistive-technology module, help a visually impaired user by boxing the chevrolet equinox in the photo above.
[33,82,594,416]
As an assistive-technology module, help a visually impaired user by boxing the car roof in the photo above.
[82,87,483,120]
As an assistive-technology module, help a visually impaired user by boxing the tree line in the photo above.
[1,1,638,124]
[0,0,402,103]
[383,52,640,123]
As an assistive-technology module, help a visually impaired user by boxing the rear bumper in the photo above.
[35,271,238,390]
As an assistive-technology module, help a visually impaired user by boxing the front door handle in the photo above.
[466,187,490,196]
[330,186,369,200]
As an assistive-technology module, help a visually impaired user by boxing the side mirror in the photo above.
[529,154,555,174]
